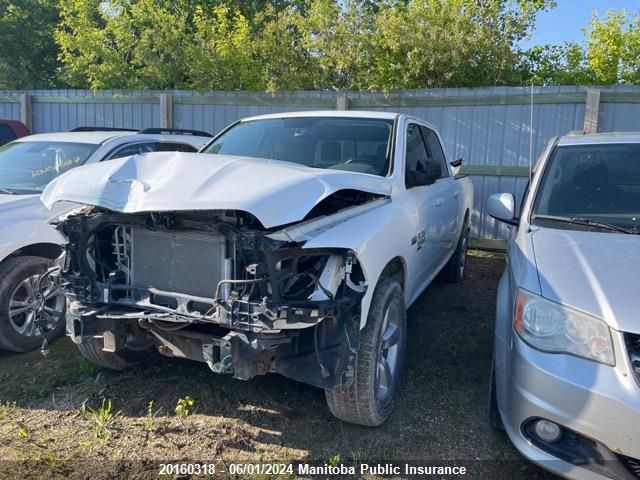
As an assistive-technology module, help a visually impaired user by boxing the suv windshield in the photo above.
[0,141,98,194]
[202,117,394,176]
[532,143,640,231]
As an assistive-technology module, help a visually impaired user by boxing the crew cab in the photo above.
[42,112,473,425]
[0,128,211,352]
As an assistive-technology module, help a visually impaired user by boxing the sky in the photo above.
[523,0,640,48]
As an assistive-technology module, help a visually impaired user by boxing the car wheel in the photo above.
[440,217,469,283]
[76,333,156,371]
[0,256,66,352]
[325,274,406,426]
[488,353,505,430]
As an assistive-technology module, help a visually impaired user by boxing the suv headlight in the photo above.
[514,288,615,366]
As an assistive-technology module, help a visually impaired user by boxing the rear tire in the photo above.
[77,335,155,371]
[325,275,406,426]
[440,217,469,283]
[0,256,66,352]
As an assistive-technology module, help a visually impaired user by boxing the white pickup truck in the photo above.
[42,111,473,425]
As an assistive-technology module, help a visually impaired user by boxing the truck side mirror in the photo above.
[406,170,438,188]
[488,193,518,226]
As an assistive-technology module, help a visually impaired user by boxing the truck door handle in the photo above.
[453,191,460,198]
[433,198,444,206]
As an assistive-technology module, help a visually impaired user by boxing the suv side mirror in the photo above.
[488,193,518,225]
[406,170,438,188]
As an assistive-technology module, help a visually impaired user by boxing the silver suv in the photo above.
[488,132,640,479]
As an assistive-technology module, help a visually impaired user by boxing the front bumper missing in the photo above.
[67,301,360,389]
[58,211,367,389]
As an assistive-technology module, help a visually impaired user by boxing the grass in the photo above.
[80,398,120,441]
[0,253,556,479]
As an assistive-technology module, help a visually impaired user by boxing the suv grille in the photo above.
[626,333,640,387]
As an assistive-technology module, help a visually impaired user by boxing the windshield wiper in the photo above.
[532,214,634,234]
[0,188,16,195]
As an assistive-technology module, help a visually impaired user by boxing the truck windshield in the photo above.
[0,141,98,194]
[202,117,395,176]
[532,143,640,232]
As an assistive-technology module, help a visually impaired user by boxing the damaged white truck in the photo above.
[41,112,473,425]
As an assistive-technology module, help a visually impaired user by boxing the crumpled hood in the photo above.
[532,227,640,334]
[40,152,391,228]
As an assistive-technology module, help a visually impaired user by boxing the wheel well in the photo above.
[380,256,406,289]
[7,243,62,261]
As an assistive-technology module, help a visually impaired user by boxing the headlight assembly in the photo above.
[514,288,615,366]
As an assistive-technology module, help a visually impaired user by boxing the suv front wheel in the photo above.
[0,256,66,352]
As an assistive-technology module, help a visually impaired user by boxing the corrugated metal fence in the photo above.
[2,85,640,243]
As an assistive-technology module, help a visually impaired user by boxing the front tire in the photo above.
[325,275,406,426]
[77,335,156,371]
[0,256,66,352]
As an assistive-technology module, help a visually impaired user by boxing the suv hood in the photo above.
[532,227,640,334]
[0,194,46,221]
[41,152,392,228]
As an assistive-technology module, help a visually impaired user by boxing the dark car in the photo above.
[0,120,30,146]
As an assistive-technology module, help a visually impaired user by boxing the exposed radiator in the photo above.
[129,228,227,299]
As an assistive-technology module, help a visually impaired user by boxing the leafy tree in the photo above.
[294,0,554,91]
[250,5,319,91]
[56,0,195,89]
[0,0,62,88]
[526,9,640,86]
[186,4,258,90]
[56,0,311,90]
[370,0,555,90]
[586,10,640,84]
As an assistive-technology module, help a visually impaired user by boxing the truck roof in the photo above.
[241,110,400,122]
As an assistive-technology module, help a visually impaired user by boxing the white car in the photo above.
[42,111,473,425]
[0,128,211,352]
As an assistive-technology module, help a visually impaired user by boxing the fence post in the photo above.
[160,93,173,129]
[336,93,349,110]
[583,88,600,134]
[19,94,33,132]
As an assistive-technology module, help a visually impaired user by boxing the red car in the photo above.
[0,119,30,146]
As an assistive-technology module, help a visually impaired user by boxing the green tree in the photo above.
[366,0,555,91]
[526,9,640,86]
[295,0,554,91]
[186,4,259,90]
[586,10,640,84]
[56,0,556,91]
[0,0,62,88]
[56,0,195,89]
[251,5,319,91]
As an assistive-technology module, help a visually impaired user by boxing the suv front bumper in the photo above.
[498,332,640,480]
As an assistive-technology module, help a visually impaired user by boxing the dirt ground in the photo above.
[0,251,557,479]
